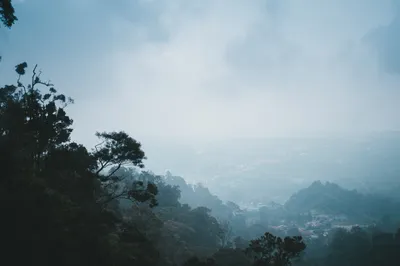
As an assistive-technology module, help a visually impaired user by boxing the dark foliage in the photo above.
[0,63,160,266]
[246,233,306,266]
[0,0,17,28]
[1,61,399,266]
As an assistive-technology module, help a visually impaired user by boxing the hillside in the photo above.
[284,181,400,223]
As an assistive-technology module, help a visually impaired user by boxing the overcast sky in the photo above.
[1,0,400,147]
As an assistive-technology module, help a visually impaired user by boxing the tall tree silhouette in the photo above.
[0,0,17,28]
[0,63,160,266]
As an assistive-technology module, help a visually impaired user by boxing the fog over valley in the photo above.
[1,1,400,266]
[141,132,400,205]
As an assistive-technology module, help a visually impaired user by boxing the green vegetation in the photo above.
[0,63,308,266]
[0,0,17,28]
[285,181,400,223]
[1,62,399,266]
[1,5,400,266]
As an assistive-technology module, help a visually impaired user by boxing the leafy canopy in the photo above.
[0,0,17,28]
[246,232,306,266]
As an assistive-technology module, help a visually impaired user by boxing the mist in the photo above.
[2,1,400,265]
[0,0,399,145]
[2,0,400,202]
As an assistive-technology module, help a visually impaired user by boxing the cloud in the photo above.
[364,7,400,75]
[1,0,400,145]
[106,0,400,139]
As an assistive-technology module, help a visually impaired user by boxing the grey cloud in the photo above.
[2,0,400,144]
[364,9,400,75]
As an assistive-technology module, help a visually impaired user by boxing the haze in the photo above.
[1,0,399,143]
[2,2,400,265]
[1,0,400,202]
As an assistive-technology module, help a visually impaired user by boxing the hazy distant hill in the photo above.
[284,181,400,222]
[141,132,400,204]
[285,181,362,214]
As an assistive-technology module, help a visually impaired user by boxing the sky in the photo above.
[1,0,400,148]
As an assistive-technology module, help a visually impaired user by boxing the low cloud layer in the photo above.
[1,0,400,145]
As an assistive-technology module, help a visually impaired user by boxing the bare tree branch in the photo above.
[106,163,123,179]
[95,158,112,175]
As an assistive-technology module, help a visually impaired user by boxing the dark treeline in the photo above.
[1,4,400,266]
[0,62,306,266]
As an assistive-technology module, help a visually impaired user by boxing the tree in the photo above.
[0,0,17,28]
[93,131,146,176]
[107,167,181,209]
[0,0,18,61]
[0,63,160,266]
[1,62,74,177]
[95,168,159,209]
[91,131,157,208]
[246,232,306,266]
[173,206,225,249]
